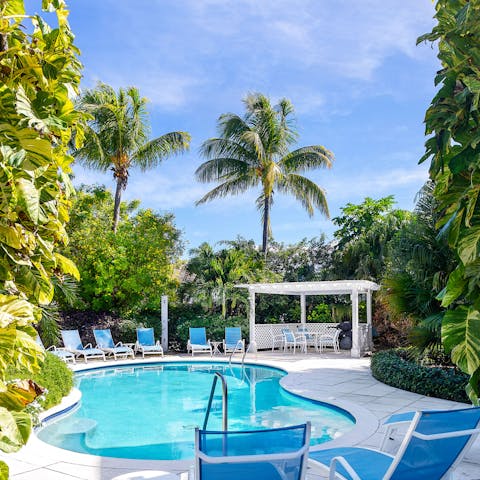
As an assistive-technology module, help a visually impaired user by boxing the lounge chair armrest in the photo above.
[414,427,480,441]
[328,456,361,480]
[84,343,93,349]
[115,341,123,347]
[155,340,162,347]
[46,345,58,351]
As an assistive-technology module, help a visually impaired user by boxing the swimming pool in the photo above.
[38,362,355,460]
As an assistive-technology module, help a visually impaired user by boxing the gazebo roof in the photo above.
[236,280,380,296]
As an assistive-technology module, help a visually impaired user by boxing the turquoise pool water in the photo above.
[38,362,354,460]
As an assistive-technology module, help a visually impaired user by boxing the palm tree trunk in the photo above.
[113,177,123,233]
[262,195,270,255]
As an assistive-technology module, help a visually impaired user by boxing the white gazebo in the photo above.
[237,280,380,358]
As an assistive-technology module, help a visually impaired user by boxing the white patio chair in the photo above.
[318,328,340,353]
[282,328,307,354]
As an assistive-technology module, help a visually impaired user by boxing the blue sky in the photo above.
[61,1,437,252]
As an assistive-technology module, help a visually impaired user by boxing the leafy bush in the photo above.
[371,349,469,403]
[307,303,331,322]
[6,353,74,410]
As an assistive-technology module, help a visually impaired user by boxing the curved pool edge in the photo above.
[32,356,377,468]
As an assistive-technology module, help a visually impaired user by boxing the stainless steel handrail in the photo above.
[228,340,245,365]
[203,372,228,431]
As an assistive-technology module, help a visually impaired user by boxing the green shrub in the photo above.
[371,349,469,403]
[6,353,74,410]
[307,303,332,322]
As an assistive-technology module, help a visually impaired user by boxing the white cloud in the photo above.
[324,166,429,202]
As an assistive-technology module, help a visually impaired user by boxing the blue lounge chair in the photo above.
[222,327,245,354]
[135,327,164,358]
[195,423,311,480]
[36,334,75,364]
[187,327,212,356]
[93,328,134,360]
[61,329,106,363]
[309,407,480,480]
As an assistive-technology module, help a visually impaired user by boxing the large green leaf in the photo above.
[439,265,467,307]
[0,225,22,250]
[0,407,31,453]
[54,252,80,280]
[442,306,480,375]
[0,461,8,480]
[0,295,38,328]
[457,227,480,265]
[16,266,54,305]
[16,178,40,224]
[0,379,43,411]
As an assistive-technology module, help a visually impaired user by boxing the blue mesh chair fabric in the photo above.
[196,423,311,480]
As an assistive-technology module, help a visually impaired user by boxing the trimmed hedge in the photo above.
[371,349,469,403]
[6,352,74,410]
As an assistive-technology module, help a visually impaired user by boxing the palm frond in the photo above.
[200,138,256,163]
[195,158,252,183]
[195,176,258,205]
[132,131,191,170]
[279,174,329,217]
[279,145,334,173]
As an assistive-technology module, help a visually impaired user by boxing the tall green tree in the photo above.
[64,186,183,313]
[74,83,191,232]
[0,1,83,477]
[419,0,480,403]
[331,196,410,281]
[195,93,333,254]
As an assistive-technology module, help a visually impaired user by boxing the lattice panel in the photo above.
[358,324,372,354]
[254,323,339,350]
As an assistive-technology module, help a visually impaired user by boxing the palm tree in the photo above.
[195,93,333,254]
[74,83,191,232]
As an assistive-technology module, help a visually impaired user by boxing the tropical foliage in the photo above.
[195,92,333,254]
[332,196,410,280]
[63,185,183,314]
[183,242,267,318]
[418,0,480,403]
[382,183,455,351]
[0,0,83,476]
[73,83,191,232]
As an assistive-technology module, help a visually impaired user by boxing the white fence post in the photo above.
[161,295,168,352]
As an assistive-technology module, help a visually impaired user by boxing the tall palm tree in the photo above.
[195,93,333,254]
[74,83,191,232]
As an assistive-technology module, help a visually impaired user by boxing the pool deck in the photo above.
[2,350,480,480]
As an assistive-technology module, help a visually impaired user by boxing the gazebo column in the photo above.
[366,289,373,350]
[249,289,256,344]
[300,294,306,324]
[351,289,360,358]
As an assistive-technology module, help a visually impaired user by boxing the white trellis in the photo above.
[236,280,380,358]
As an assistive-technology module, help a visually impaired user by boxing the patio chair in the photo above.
[60,329,106,363]
[36,334,75,364]
[270,327,284,352]
[93,328,135,360]
[318,328,340,353]
[195,422,311,480]
[282,328,307,354]
[187,327,212,356]
[135,327,164,358]
[222,327,245,354]
[297,325,318,351]
[309,406,480,480]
